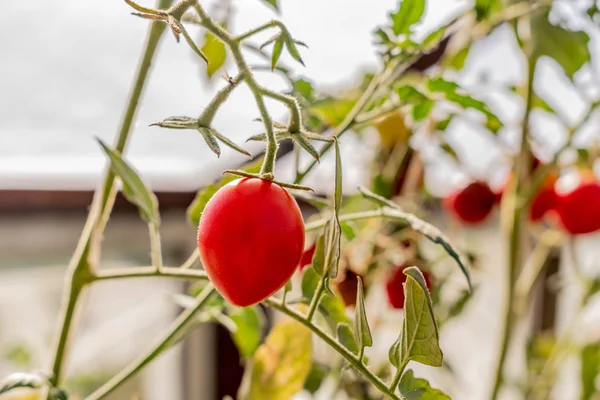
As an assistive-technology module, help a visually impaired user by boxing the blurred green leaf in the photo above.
[304,363,328,394]
[4,344,31,367]
[302,267,320,299]
[337,323,359,355]
[311,97,356,127]
[399,370,451,399]
[354,278,373,353]
[440,142,459,162]
[271,37,284,70]
[187,158,262,225]
[390,0,425,35]
[98,140,160,226]
[390,267,443,368]
[319,292,350,329]
[396,85,429,104]
[447,288,473,319]
[475,0,502,21]
[201,31,227,77]
[229,306,266,359]
[293,78,315,102]
[311,233,327,276]
[581,343,600,400]
[241,319,312,400]
[340,222,356,240]
[413,99,435,121]
[446,46,470,70]
[531,11,590,79]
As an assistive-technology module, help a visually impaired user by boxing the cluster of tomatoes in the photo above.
[443,159,600,236]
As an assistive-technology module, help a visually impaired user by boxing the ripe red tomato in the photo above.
[298,243,316,271]
[529,174,558,222]
[555,179,600,235]
[443,181,496,224]
[386,265,432,309]
[197,178,305,306]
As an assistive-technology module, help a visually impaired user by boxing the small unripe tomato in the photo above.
[443,181,496,224]
[385,265,432,309]
[555,179,600,235]
[197,178,305,306]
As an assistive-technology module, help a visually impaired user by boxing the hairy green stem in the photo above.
[93,266,207,281]
[85,284,216,400]
[198,72,244,126]
[235,20,281,42]
[263,298,402,400]
[389,358,409,393]
[490,54,537,400]
[47,3,172,387]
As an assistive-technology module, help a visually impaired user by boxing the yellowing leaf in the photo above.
[241,319,312,400]
[201,31,227,78]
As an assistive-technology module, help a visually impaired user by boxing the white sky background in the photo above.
[0,0,598,193]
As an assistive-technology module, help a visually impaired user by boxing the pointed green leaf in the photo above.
[531,11,590,79]
[228,305,266,359]
[337,323,359,355]
[187,158,263,225]
[475,0,502,21]
[304,364,327,394]
[246,132,269,142]
[398,370,451,400]
[354,277,373,351]
[301,267,320,299]
[176,20,208,63]
[150,115,199,129]
[211,129,252,157]
[271,37,284,70]
[389,336,401,367]
[446,46,470,70]
[201,31,227,77]
[198,127,221,157]
[294,134,320,161]
[333,137,342,213]
[285,38,305,66]
[422,26,446,51]
[398,267,443,367]
[325,215,341,279]
[318,293,350,330]
[389,0,425,35]
[311,233,326,276]
[242,319,312,400]
[98,140,160,226]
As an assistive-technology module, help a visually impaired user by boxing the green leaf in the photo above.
[427,77,459,94]
[340,222,356,240]
[325,215,342,279]
[447,288,473,319]
[412,99,435,122]
[446,46,470,70]
[271,37,284,70]
[201,31,227,78]
[475,0,502,21]
[390,0,426,35]
[531,11,590,79]
[333,138,342,214]
[211,129,252,157]
[395,267,443,367]
[198,127,221,157]
[422,26,446,51]
[229,306,265,359]
[398,370,451,400]
[353,277,373,352]
[301,267,320,299]
[294,134,320,161]
[304,363,328,394]
[396,85,429,104]
[284,37,305,66]
[241,319,312,400]
[337,323,359,355]
[311,97,356,127]
[187,158,262,225]
[581,343,600,400]
[4,344,32,367]
[311,233,327,276]
[293,79,315,102]
[98,140,160,226]
[319,293,350,329]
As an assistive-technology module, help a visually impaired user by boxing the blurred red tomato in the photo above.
[298,243,316,271]
[529,174,558,222]
[385,265,432,309]
[555,178,600,235]
[443,181,496,224]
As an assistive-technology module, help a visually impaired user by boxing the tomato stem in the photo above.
[47,3,172,389]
